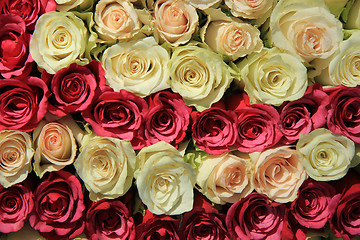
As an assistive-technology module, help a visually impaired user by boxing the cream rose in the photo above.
[296,128,355,181]
[135,141,196,215]
[169,45,232,111]
[74,135,137,201]
[154,0,198,46]
[345,0,360,29]
[251,146,307,203]
[30,11,91,74]
[270,0,343,62]
[56,0,94,12]
[94,0,142,42]
[237,47,308,106]
[33,117,83,178]
[0,131,34,188]
[196,152,254,204]
[185,0,221,10]
[101,37,170,97]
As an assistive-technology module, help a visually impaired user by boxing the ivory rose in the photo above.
[296,128,355,181]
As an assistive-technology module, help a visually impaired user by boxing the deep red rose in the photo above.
[144,91,192,148]
[0,182,33,233]
[85,198,135,240]
[0,0,56,30]
[226,192,285,240]
[279,84,329,143]
[42,61,106,117]
[29,170,85,240]
[82,88,148,149]
[192,107,237,154]
[0,14,33,79]
[135,209,180,240]
[0,76,48,132]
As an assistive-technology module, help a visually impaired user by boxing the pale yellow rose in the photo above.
[101,37,170,97]
[0,131,34,188]
[296,128,355,181]
[74,135,137,201]
[345,0,360,29]
[251,146,307,203]
[196,152,254,204]
[237,47,308,106]
[154,0,198,46]
[185,0,221,10]
[270,0,343,62]
[135,141,196,215]
[169,45,232,111]
[56,0,94,12]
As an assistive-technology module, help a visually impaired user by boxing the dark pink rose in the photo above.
[85,198,135,240]
[226,192,285,240]
[180,192,229,240]
[0,0,56,30]
[279,84,329,143]
[42,61,106,117]
[0,182,33,233]
[192,107,237,154]
[29,170,85,240]
[0,14,33,79]
[82,88,148,149]
[135,209,180,240]
[144,91,192,148]
[0,76,48,132]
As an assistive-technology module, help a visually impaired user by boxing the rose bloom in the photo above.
[154,0,198,46]
[56,0,94,12]
[237,47,308,106]
[101,37,170,97]
[196,152,254,204]
[33,117,83,178]
[29,170,85,240]
[251,146,307,203]
[74,135,137,201]
[85,198,135,240]
[270,0,343,62]
[185,0,221,9]
[169,45,232,111]
[135,141,196,215]
[0,183,34,233]
[226,192,286,240]
[296,128,355,181]
[94,0,141,42]
[42,60,106,117]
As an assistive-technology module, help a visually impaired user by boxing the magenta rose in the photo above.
[85,198,135,240]
[226,192,285,240]
[279,84,329,143]
[135,210,180,240]
[192,106,237,154]
[29,170,85,240]
[144,91,192,148]
[0,76,48,132]
[82,88,148,149]
[0,0,56,30]
[42,61,106,117]
[0,182,33,233]
[0,14,33,79]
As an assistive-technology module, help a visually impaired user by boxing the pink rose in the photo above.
[144,91,192,148]
[42,61,106,117]
[29,170,85,240]
[0,182,33,233]
[226,192,285,240]
[0,14,33,79]
[0,77,48,132]
[82,88,148,149]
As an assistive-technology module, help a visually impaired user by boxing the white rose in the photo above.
[169,45,232,111]
[0,131,34,188]
[196,152,254,204]
[101,37,170,97]
[270,0,343,62]
[237,47,308,106]
[56,0,94,12]
[185,0,221,10]
[345,0,360,29]
[135,141,196,215]
[296,128,355,181]
[74,135,137,201]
